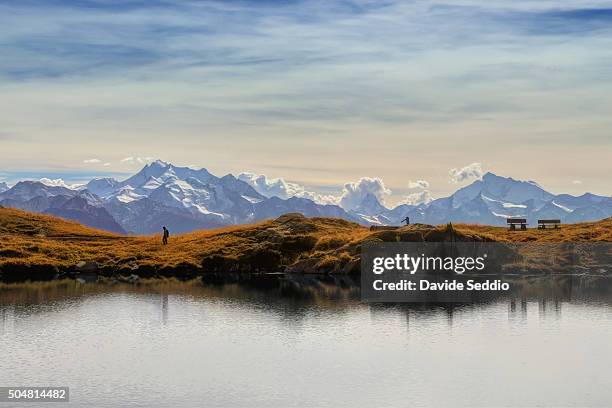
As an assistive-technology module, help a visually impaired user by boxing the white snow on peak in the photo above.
[551,200,572,212]
[527,180,543,188]
[354,213,384,225]
[502,202,527,209]
[481,194,499,203]
[242,195,263,204]
[481,194,526,208]
[114,186,145,203]
[142,176,164,191]
[492,211,516,218]
[170,179,194,192]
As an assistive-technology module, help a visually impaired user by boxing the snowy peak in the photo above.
[451,172,552,209]
[0,181,76,201]
[479,172,553,202]
[85,177,120,198]
[373,172,610,226]
[352,193,388,216]
[121,161,216,191]
[57,192,105,210]
[1,164,610,232]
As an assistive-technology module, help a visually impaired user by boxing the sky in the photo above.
[1,0,611,206]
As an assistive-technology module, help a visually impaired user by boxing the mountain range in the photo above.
[0,161,610,233]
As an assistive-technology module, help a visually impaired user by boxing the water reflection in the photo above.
[2,275,612,322]
[161,293,168,325]
[2,277,612,407]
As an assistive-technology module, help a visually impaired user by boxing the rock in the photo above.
[75,261,99,273]
[127,274,139,283]
[0,263,59,283]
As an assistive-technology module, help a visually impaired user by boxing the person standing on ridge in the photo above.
[162,226,169,245]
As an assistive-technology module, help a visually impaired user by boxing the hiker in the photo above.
[402,216,410,225]
[162,226,169,245]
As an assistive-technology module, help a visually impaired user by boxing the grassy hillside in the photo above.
[0,207,610,281]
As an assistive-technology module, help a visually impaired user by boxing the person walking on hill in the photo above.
[162,226,169,245]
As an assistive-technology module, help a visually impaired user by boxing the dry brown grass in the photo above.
[453,218,612,242]
[0,208,610,277]
[0,209,370,272]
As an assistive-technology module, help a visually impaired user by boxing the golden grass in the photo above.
[453,218,612,242]
[0,208,610,276]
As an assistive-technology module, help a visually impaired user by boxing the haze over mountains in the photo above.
[0,161,610,234]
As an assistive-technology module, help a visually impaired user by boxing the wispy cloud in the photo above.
[83,158,102,164]
[121,156,154,165]
[0,1,610,197]
[3,0,611,123]
[238,172,397,209]
[238,172,338,205]
[449,162,484,184]
[39,177,79,189]
[408,180,430,189]
[400,190,433,206]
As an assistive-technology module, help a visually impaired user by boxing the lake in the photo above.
[1,277,612,407]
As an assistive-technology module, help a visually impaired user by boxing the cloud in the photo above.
[408,180,430,189]
[121,156,154,165]
[39,178,79,189]
[2,0,611,198]
[339,177,391,211]
[239,173,398,209]
[399,190,433,206]
[103,162,111,166]
[83,158,102,164]
[449,162,484,183]
[572,180,582,184]
[238,172,338,205]
[297,190,339,206]
[238,172,303,199]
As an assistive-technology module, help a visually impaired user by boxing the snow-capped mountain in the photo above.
[0,180,76,202]
[0,182,9,193]
[374,172,611,226]
[0,181,125,233]
[352,193,388,216]
[0,160,354,234]
[1,164,609,233]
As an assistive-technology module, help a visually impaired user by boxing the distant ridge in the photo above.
[1,162,610,233]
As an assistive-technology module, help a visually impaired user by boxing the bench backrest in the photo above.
[507,218,527,224]
[538,219,560,224]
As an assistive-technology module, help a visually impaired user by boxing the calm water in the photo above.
[1,278,612,407]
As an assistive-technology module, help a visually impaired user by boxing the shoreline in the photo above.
[1,208,610,283]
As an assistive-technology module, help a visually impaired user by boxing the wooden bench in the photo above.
[507,218,527,230]
[538,219,560,229]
